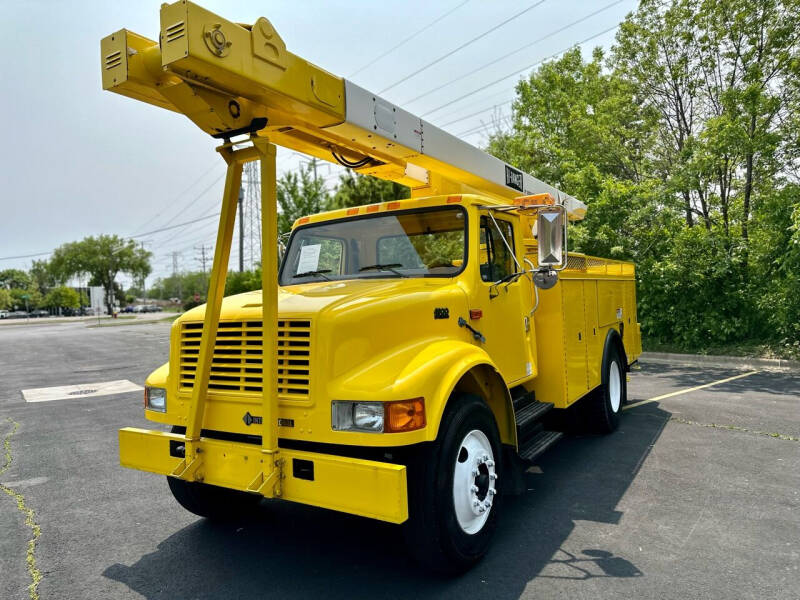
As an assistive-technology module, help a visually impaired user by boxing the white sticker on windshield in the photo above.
[296,244,321,274]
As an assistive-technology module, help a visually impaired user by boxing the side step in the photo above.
[518,430,564,463]
[511,386,563,464]
[515,400,553,431]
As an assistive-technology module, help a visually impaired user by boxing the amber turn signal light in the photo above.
[385,398,425,433]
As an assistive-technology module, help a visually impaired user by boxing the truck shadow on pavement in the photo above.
[103,404,668,600]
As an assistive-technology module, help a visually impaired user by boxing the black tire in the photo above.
[166,426,262,520]
[403,394,503,573]
[588,335,626,433]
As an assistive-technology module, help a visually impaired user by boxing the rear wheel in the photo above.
[166,426,262,520]
[588,338,626,433]
[403,394,502,573]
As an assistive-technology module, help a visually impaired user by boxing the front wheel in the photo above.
[403,394,502,573]
[166,476,262,520]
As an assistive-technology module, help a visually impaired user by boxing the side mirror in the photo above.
[537,208,564,267]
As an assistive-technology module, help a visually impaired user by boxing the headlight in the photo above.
[332,401,383,432]
[145,386,167,412]
[331,398,425,433]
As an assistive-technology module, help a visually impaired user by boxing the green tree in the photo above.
[486,0,800,349]
[50,235,152,314]
[226,268,262,295]
[148,271,208,303]
[29,259,60,294]
[329,172,409,209]
[43,286,81,310]
[0,288,11,310]
[277,161,330,235]
[9,286,42,311]
[0,269,31,290]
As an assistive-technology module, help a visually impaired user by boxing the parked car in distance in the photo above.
[0,310,8,319]
[29,309,50,318]
[122,305,135,313]
[8,311,28,318]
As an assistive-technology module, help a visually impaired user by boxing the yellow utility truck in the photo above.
[104,2,641,572]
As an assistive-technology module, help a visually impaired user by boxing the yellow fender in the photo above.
[145,362,169,387]
[327,338,515,445]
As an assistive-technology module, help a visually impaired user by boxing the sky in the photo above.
[0,0,637,287]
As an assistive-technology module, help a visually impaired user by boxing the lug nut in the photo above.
[486,459,495,468]
[471,469,478,477]
[490,473,498,481]
[488,488,496,496]
[470,485,479,493]
[473,499,480,507]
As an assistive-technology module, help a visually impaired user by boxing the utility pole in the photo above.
[238,186,244,273]
[172,251,182,301]
[195,244,212,298]
[243,161,262,271]
[139,240,148,300]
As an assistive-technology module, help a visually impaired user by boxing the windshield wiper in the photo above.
[294,269,331,280]
[358,263,406,277]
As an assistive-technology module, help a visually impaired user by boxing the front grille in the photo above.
[179,319,311,400]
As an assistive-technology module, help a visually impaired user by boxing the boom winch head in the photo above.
[101,0,585,218]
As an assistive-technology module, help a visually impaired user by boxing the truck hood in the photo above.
[182,278,465,321]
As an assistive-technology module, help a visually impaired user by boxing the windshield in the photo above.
[279,207,467,284]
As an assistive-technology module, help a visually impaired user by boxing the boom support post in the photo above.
[175,136,282,497]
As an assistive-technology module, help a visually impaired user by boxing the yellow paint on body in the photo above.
[104,2,643,524]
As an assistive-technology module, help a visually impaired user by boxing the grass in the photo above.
[1,418,42,600]
[643,337,800,361]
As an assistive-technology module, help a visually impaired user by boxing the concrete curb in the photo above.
[641,351,800,373]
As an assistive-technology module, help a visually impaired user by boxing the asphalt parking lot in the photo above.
[0,319,797,599]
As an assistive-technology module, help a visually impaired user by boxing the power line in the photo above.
[402,0,624,106]
[378,0,547,95]
[441,98,515,129]
[348,0,471,78]
[457,113,512,138]
[0,250,52,261]
[157,171,226,229]
[131,212,221,239]
[423,23,621,118]
[435,87,517,128]
[128,160,222,236]
[0,212,218,262]
[134,174,226,249]
[149,218,220,252]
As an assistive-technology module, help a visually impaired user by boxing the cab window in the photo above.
[479,216,515,282]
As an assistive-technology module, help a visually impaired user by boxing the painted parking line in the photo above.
[21,380,143,403]
[623,370,759,411]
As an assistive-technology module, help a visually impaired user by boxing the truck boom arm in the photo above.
[101,1,586,219]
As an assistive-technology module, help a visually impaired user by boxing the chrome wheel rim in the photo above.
[609,360,621,413]
[453,429,496,534]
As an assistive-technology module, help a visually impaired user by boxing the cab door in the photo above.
[468,212,533,383]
